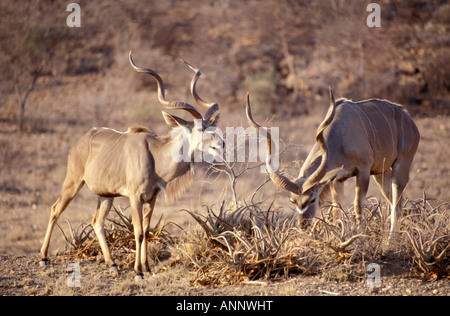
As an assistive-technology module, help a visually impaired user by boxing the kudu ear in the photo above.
[209,113,221,127]
[318,166,343,186]
[302,166,343,194]
[162,111,189,129]
[329,87,336,106]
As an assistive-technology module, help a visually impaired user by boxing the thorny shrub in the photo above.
[57,205,173,264]
[399,195,450,280]
[179,202,312,286]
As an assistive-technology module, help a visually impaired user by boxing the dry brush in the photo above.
[56,189,449,286]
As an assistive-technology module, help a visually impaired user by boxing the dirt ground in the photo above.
[0,1,449,296]
[1,253,449,296]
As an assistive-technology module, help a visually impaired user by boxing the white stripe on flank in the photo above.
[372,103,395,154]
[349,105,370,141]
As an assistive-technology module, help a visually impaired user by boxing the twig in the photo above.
[320,289,340,296]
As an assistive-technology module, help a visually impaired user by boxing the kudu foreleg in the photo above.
[354,169,370,226]
[140,198,156,273]
[330,181,344,219]
[390,160,410,236]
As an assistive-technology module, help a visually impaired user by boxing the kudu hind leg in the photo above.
[92,197,115,271]
[40,179,85,263]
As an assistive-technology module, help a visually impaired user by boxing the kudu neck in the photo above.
[155,132,193,183]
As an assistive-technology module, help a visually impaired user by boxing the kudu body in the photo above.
[246,91,420,234]
[40,52,222,278]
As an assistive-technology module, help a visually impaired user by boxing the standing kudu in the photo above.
[246,90,420,235]
[40,52,223,279]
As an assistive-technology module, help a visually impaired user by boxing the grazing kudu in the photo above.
[246,90,420,235]
[40,52,223,279]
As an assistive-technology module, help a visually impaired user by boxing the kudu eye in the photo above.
[290,197,296,204]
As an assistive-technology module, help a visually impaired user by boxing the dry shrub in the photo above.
[314,196,450,281]
[176,202,315,286]
[399,195,450,280]
[57,195,449,286]
[169,199,384,287]
[311,199,385,265]
[57,205,173,264]
[56,220,98,260]
[175,195,449,287]
[172,199,381,286]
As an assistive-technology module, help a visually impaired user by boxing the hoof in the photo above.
[39,260,48,267]
[109,265,119,277]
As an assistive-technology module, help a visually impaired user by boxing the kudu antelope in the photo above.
[246,90,420,234]
[40,52,223,279]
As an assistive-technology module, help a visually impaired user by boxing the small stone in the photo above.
[432,289,439,295]
[135,274,144,282]
[109,265,119,277]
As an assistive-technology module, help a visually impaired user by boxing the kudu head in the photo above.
[129,51,223,162]
[246,90,341,227]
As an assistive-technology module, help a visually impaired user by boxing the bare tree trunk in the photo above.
[14,71,41,132]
